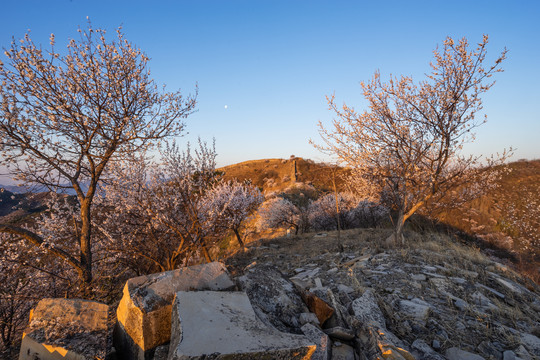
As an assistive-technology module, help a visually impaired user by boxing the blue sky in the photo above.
[1,0,539,174]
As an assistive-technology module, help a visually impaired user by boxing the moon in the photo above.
[224,105,228,109]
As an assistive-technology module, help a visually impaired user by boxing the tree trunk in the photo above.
[202,245,213,263]
[79,199,93,286]
[233,228,245,249]
[394,210,405,245]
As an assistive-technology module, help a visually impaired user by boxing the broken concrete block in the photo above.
[19,298,109,360]
[169,291,316,359]
[114,262,235,360]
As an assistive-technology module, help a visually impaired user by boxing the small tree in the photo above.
[315,35,510,244]
[94,140,221,272]
[203,180,264,248]
[0,23,196,285]
[257,197,304,235]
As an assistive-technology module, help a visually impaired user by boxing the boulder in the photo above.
[114,262,235,360]
[168,291,316,359]
[351,289,414,360]
[19,298,109,360]
[520,332,540,356]
[301,323,331,360]
[237,265,308,333]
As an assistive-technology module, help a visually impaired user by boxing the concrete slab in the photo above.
[168,291,316,359]
[19,298,109,360]
[114,262,235,360]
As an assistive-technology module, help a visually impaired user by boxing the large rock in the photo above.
[168,291,316,359]
[19,298,109,360]
[237,265,308,333]
[114,262,235,360]
[351,289,414,360]
[301,323,331,360]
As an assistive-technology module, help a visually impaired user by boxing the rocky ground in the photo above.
[225,228,540,360]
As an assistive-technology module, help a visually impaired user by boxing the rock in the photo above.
[114,262,235,360]
[520,332,540,356]
[445,347,485,360]
[475,283,505,299]
[514,345,532,359]
[351,290,414,360]
[411,274,427,281]
[299,312,320,326]
[454,298,469,311]
[153,344,170,360]
[323,326,355,341]
[310,287,348,329]
[237,265,308,333]
[399,298,431,324]
[411,339,446,360]
[471,291,498,311]
[502,350,517,360]
[300,290,335,326]
[301,323,331,360]
[350,289,386,329]
[432,340,441,350]
[168,291,316,359]
[19,298,109,360]
[331,342,356,360]
[337,284,354,294]
[477,340,502,360]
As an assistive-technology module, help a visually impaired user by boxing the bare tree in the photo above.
[314,35,510,244]
[0,22,197,285]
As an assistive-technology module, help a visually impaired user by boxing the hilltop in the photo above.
[219,157,350,194]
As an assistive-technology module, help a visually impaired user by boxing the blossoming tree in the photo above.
[314,36,509,244]
[0,23,197,285]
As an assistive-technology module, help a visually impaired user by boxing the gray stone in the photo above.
[299,312,320,326]
[301,323,331,360]
[477,340,503,360]
[471,291,498,311]
[168,291,316,359]
[337,284,354,294]
[432,340,441,350]
[514,345,532,359]
[445,347,485,360]
[502,350,517,360]
[237,265,308,333]
[351,289,386,329]
[331,343,356,360]
[454,298,469,311]
[323,326,355,341]
[310,287,348,329]
[411,339,446,360]
[351,290,413,360]
[19,298,109,360]
[475,283,505,299]
[411,274,427,281]
[520,333,540,356]
[399,298,431,324]
[115,262,235,360]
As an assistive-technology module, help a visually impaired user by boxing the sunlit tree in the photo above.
[203,180,264,248]
[315,35,509,244]
[0,22,197,285]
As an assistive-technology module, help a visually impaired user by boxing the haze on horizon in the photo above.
[1,0,539,185]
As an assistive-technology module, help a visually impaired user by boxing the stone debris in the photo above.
[168,291,316,359]
[19,298,109,360]
[114,261,235,360]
